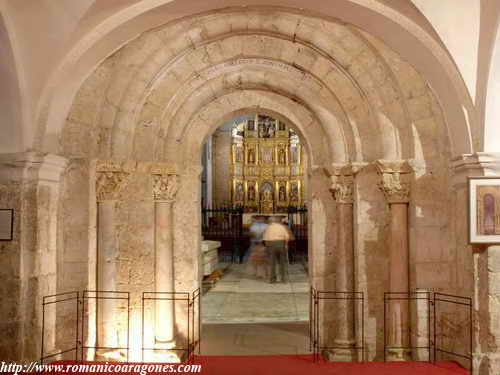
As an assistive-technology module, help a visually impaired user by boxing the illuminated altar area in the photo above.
[230,114,305,214]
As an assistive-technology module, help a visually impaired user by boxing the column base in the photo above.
[386,348,412,361]
[148,339,182,362]
[155,339,177,350]
[474,352,500,375]
[94,349,126,361]
[146,349,182,363]
[323,349,358,362]
[323,340,357,362]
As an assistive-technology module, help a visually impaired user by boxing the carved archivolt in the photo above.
[376,160,412,204]
[152,174,179,202]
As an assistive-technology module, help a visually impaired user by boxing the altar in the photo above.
[230,114,305,214]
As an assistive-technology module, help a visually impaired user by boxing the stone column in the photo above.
[152,172,179,350]
[95,162,128,356]
[376,160,412,361]
[329,165,356,361]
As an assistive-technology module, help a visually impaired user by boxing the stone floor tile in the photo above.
[202,263,310,323]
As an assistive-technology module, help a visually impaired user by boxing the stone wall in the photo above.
[212,131,232,204]
[0,182,24,360]
[56,159,92,354]
[2,6,494,370]
[0,153,67,362]
[0,154,485,365]
[99,162,156,359]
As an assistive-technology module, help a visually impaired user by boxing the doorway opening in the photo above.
[199,113,311,355]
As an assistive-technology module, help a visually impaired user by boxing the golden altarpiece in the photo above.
[231,115,304,213]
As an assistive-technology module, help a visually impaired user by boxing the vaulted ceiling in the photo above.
[4,0,498,158]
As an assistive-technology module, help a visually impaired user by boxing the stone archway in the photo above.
[196,111,320,351]
[172,102,335,310]
[29,5,472,367]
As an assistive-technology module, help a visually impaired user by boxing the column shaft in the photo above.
[97,200,118,348]
[334,202,356,359]
[388,202,410,357]
[155,201,175,344]
[328,165,357,362]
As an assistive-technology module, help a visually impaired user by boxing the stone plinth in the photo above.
[202,240,221,276]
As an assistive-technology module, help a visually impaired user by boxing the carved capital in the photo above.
[96,162,129,201]
[150,162,177,176]
[331,179,354,204]
[152,174,179,202]
[329,164,359,204]
[375,160,412,204]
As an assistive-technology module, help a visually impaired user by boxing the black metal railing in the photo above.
[380,291,473,373]
[433,293,473,372]
[41,289,201,364]
[141,289,201,363]
[383,291,432,362]
[202,204,245,263]
[201,203,309,264]
[310,288,365,362]
[41,292,80,364]
[81,291,130,362]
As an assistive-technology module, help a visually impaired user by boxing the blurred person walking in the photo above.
[263,216,294,283]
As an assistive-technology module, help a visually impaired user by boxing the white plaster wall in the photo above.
[412,0,480,101]
[0,15,23,152]
[484,28,500,152]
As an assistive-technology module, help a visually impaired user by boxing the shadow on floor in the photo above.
[201,322,310,356]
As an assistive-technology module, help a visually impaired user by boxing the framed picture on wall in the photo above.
[468,177,500,244]
[0,209,14,241]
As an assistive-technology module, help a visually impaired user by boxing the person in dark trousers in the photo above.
[263,215,294,283]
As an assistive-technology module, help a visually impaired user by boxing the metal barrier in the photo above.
[141,289,201,362]
[81,291,130,362]
[41,288,201,364]
[201,204,309,264]
[202,204,244,263]
[287,205,308,264]
[41,292,80,364]
[41,288,471,370]
[433,293,473,373]
[383,291,432,362]
[310,288,365,362]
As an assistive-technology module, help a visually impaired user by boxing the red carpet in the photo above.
[194,355,470,375]
[48,355,470,375]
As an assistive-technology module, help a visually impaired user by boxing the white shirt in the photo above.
[263,223,294,242]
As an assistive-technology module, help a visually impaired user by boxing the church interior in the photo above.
[1,1,500,374]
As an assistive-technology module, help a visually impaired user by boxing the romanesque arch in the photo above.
[49,7,462,363]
